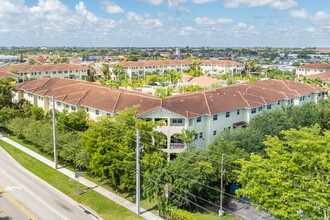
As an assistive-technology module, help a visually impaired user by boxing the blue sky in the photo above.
[1,0,329,47]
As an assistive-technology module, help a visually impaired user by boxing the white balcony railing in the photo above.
[170,143,185,149]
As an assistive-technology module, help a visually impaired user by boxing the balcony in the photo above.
[170,143,185,149]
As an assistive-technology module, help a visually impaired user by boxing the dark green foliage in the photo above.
[0,78,15,109]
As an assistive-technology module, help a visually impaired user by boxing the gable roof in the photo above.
[15,78,323,118]
[297,63,330,70]
[0,64,88,75]
[109,59,244,68]
[0,72,19,78]
[303,71,330,82]
[188,76,223,85]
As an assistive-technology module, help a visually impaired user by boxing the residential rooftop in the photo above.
[110,59,244,67]
[296,63,330,70]
[0,64,88,74]
[15,78,323,118]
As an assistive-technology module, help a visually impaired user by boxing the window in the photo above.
[66,104,69,108]
[197,116,201,123]
[57,102,61,106]
[308,95,310,97]
[96,110,99,115]
[237,110,240,115]
[318,93,322,97]
[258,107,263,111]
[145,118,152,122]
[226,112,230,118]
[194,134,198,140]
[64,71,68,73]
[53,71,56,74]
[38,96,43,101]
[251,108,256,114]
[71,106,76,111]
[267,104,272,110]
[107,113,111,116]
[86,107,89,112]
[213,130,217,136]
[199,132,203,138]
[278,100,280,105]
[290,99,294,103]
[213,114,218,121]
[58,71,62,73]
[300,97,303,101]
[227,126,231,130]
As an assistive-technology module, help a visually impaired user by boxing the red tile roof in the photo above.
[297,63,330,70]
[109,60,244,68]
[15,78,323,118]
[0,64,88,74]
[0,72,19,78]
[188,76,222,85]
[303,71,330,82]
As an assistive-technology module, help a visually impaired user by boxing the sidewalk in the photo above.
[1,137,163,220]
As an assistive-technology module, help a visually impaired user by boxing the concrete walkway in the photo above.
[1,137,163,220]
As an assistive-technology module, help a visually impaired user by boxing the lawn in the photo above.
[0,139,143,220]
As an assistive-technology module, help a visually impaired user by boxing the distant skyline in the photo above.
[0,0,329,47]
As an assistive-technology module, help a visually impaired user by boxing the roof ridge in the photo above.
[76,90,89,106]
[203,92,211,115]
[112,91,122,113]
[237,91,251,108]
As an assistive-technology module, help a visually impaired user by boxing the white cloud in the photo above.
[237,22,247,28]
[76,1,98,23]
[217,18,234,24]
[192,0,216,3]
[290,9,330,26]
[290,8,309,19]
[306,27,315,33]
[223,0,297,10]
[310,11,330,25]
[195,17,234,26]
[126,12,163,29]
[270,0,297,10]
[134,0,164,6]
[101,1,124,14]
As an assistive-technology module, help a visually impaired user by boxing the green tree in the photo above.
[31,106,44,120]
[125,55,138,61]
[0,78,15,109]
[101,63,111,80]
[81,106,167,190]
[174,128,199,149]
[236,125,330,220]
[112,65,125,81]
[87,65,96,82]
[155,87,173,99]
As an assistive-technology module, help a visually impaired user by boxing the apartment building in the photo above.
[0,64,88,81]
[109,60,244,79]
[13,78,324,157]
[296,63,330,77]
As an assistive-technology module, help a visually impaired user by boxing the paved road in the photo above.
[0,147,100,220]
[223,197,274,220]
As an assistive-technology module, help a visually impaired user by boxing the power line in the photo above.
[225,171,329,208]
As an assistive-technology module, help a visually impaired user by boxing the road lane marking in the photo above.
[0,186,38,220]
[5,186,22,191]
[2,170,69,220]
[257,212,267,220]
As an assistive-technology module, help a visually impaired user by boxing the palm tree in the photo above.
[87,65,96,82]
[101,63,110,80]
[174,128,199,150]
[135,79,145,91]
[112,65,125,81]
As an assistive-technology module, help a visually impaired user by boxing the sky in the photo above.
[0,0,329,47]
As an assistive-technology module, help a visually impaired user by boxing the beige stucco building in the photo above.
[0,64,88,81]
[296,63,330,77]
[109,60,245,79]
[13,78,324,158]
